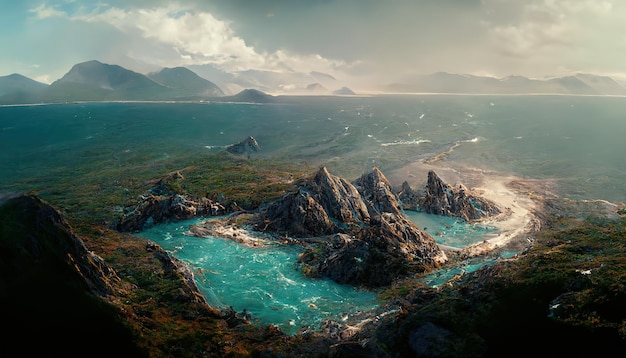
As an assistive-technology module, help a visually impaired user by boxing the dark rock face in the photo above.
[118,194,225,232]
[261,167,370,237]
[260,167,447,287]
[226,136,260,158]
[353,167,403,216]
[300,212,448,287]
[0,194,144,355]
[419,170,502,221]
[117,173,225,232]
[396,181,421,210]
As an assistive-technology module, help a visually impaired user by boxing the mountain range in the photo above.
[2,60,626,105]
[385,72,626,95]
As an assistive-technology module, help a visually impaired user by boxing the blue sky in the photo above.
[2,0,626,87]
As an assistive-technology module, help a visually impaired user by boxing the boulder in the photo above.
[226,136,260,158]
[396,181,421,210]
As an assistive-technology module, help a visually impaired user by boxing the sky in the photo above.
[2,0,626,89]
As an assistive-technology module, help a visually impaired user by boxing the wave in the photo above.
[380,139,431,147]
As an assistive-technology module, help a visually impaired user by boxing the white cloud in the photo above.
[29,3,65,19]
[73,3,350,76]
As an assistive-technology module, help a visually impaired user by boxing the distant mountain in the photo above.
[222,89,275,103]
[0,61,227,103]
[574,73,626,95]
[385,72,626,95]
[44,60,171,101]
[147,67,223,98]
[187,65,349,95]
[305,83,328,94]
[333,86,356,95]
[0,74,48,104]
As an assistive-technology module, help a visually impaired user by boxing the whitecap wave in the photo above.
[463,137,479,143]
[380,139,431,147]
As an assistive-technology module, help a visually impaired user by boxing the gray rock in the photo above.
[419,170,502,221]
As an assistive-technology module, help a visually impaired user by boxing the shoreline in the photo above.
[389,161,547,257]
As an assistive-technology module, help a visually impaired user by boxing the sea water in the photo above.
[2,95,625,202]
[138,217,380,335]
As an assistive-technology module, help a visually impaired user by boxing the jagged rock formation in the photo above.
[226,135,260,158]
[261,167,369,236]
[258,167,447,287]
[396,181,421,210]
[117,172,225,232]
[419,170,502,221]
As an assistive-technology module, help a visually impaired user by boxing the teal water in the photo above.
[404,210,497,248]
[138,217,380,335]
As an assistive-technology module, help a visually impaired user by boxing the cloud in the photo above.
[29,3,66,19]
[481,0,625,75]
[6,0,626,88]
[73,3,351,75]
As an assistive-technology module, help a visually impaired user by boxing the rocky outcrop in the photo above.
[117,172,225,232]
[260,167,370,237]
[419,170,502,221]
[396,181,422,210]
[259,167,447,287]
[226,136,260,158]
[299,212,448,287]
[353,167,403,216]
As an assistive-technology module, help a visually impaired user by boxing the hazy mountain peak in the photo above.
[0,73,48,103]
[148,67,224,97]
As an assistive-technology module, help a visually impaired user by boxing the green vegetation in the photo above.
[4,150,308,232]
[375,215,626,356]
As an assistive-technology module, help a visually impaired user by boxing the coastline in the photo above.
[389,161,547,256]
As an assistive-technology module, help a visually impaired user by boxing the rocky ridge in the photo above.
[419,170,505,221]
[251,167,448,287]
[117,171,225,232]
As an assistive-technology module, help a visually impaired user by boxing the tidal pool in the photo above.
[139,211,513,333]
[138,217,380,335]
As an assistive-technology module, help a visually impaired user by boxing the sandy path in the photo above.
[465,175,540,255]
[389,162,543,256]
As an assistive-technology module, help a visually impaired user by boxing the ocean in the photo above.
[2,94,625,333]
